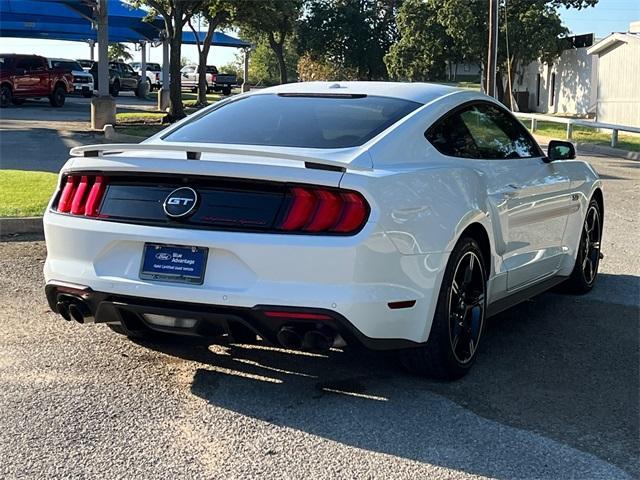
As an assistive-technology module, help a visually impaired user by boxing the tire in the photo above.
[11,98,25,105]
[222,87,231,96]
[49,85,66,107]
[558,199,603,294]
[135,80,149,98]
[110,80,120,97]
[1,85,13,108]
[399,236,487,380]
[82,90,93,98]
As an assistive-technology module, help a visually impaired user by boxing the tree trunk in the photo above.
[268,35,287,84]
[169,34,185,119]
[197,26,216,105]
[496,68,505,105]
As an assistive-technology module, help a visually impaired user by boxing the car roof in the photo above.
[259,81,463,105]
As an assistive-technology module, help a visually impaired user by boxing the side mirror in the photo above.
[547,140,576,161]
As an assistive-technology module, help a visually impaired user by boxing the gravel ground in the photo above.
[0,152,638,479]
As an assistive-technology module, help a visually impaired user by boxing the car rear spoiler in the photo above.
[69,143,372,172]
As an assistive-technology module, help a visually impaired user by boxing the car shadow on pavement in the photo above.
[140,272,639,479]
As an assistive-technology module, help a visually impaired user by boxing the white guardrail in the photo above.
[514,112,640,148]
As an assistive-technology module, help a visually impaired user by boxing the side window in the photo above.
[123,64,135,75]
[426,102,541,159]
[16,57,42,72]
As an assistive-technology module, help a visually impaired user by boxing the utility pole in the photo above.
[486,0,498,98]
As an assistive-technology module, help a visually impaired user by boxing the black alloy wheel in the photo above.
[399,236,487,380]
[448,251,486,364]
[559,198,603,294]
[580,203,602,286]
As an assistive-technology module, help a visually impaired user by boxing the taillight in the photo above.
[57,175,78,213]
[85,176,106,217]
[277,186,369,235]
[56,174,108,217]
[70,176,90,215]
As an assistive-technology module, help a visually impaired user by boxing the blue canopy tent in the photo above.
[0,0,250,47]
[0,0,161,43]
[0,0,251,125]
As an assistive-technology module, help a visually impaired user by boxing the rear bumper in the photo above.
[45,282,420,350]
[43,212,447,344]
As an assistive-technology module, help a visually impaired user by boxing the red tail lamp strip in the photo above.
[263,311,333,320]
[333,192,368,233]
[57,175,108,217]
[280,187,317,230]
[57,175,78,213]
[279,186,368,234]
[305,189,341,232]
[70,176,91,215]
[84,176,107,217]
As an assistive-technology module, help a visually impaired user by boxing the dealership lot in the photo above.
[0,151,637,479]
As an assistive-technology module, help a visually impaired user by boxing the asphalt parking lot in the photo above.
[0,149,637,479]
[0,93,155,172]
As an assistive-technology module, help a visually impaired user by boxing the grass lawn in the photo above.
[116,111,166,124]
[529,121,640,152]
[0,170,58,217]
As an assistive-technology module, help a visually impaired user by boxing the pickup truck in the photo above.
[181,64,236,95]
[48,58,94,98]
[130,62,162,90]
[88,61,148,97]
[0,53,73,107]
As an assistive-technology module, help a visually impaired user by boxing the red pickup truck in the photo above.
[0,54,73,108]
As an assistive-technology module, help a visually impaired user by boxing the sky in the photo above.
[1,0,639,67]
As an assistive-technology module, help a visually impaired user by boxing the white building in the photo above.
[587,22,640,127]
[516,33,597,116]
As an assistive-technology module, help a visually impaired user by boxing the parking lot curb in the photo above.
[0,217,44,237]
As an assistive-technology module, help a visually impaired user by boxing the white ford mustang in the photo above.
[43,82,603,379]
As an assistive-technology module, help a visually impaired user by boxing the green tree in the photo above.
[384,0,457,81]
[435,0,598,105]
[188,1,234,105]
[235,0,302,84]
[236,32,299,86]
[107,43,132,62]
[133,0,203,119]
[297,0,399,80]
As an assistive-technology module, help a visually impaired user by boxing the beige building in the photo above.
[587,22,640,127]
[516,34,598,116]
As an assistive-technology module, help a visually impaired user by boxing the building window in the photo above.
[550,72,556,107]
[536,74,541,106]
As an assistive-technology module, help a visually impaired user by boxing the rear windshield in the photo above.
[51,60,82,71]
[163,94,421,149]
